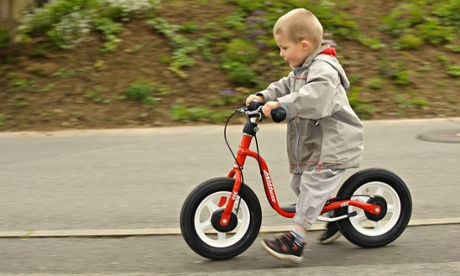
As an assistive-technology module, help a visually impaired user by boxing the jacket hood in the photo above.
[314,45,350,90]
[296,45,350,90]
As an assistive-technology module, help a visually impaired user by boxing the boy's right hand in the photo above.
[245,94,264,106]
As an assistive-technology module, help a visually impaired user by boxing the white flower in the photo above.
[16,0,162,46]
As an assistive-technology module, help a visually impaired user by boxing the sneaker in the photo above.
[260,233,304,263]
[318,222,341,244]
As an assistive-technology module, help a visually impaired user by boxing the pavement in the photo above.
[2,224,460,275]
[0,117,459,238]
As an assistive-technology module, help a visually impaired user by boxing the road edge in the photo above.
[1,217,459,238]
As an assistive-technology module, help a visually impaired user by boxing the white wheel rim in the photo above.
[348,182,401,236]
[194,191,250,248]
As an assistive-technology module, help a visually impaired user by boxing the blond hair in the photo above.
[273,8,323,50]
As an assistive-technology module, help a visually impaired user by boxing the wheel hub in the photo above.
[211,209,238,232]
[365,196,387,221]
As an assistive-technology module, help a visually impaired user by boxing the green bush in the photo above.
[447,66,460,77]
[0,27,10,49]
[20,0,98,35]
[382,3,426,36]
[0,113,10,128]
[418,18,453,44]
[378,59,415,85]
[394,70,414,85]
[398,34,424,50]
[220,38,260,86]
[358,35,386,50]
[149,18,211,74]
[433,0,460,28]
[221,61,258,86]
[171,99,212,122]
[17,0,161,49]
[125,80,167,105]
[446,43,460,53]
[367,77,386,90]
[224,38,259,64]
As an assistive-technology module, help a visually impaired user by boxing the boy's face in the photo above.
[274,32,312,67]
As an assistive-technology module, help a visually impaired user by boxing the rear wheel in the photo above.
[335,168,412,248]
[180,177,262,260]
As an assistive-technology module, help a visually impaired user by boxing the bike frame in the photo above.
[218,114,382,227]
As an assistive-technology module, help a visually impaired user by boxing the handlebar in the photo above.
[270,107,287,123]
[236,100,286,123]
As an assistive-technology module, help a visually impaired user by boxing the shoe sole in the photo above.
[319,232,341,244]
[260,240,303,264]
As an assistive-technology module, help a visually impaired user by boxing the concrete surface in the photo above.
[1,117,460,275]
[0,117,459,236]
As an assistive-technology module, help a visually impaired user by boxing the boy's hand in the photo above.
[245,94,264,106]
[262,101,280,119]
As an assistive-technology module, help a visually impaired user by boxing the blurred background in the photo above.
[0,0,459,132]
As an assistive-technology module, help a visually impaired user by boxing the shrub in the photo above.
[357,35,386,51]
[382,3,426,36]
[446,43,460,53]
[398,34,423,50]
[99,0,160,21]
[0,27,10,49]
[0,113,10,128]
[394,70,414,85]
[417,17,453,45]
[378,59,415,85]
[221,61,257,86]
[125,80,167,105]
[221,38,260,86]
[433,0,460,28]
[367,77,386,90]
[16,0,161,49]
[223,38,259,64]
[447,66,460,77]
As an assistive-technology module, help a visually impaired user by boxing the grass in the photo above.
[0,0,459,128]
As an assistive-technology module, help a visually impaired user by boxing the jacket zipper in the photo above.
[316,120,323,172]
[316,161,323,172]
[294,120,300,172]
[292,73,301,173]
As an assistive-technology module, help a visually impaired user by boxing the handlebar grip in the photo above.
[248,100,264,111]
[271,107,286,123]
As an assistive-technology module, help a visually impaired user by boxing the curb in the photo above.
[0,117,459,138]
[1,218,459,238]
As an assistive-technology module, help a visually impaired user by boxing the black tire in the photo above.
[335,168,412,248]
[180,177,262,260]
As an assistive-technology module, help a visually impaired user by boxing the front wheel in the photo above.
[335,168,412,248]
[180,177,262,260]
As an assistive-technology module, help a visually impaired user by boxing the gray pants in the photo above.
[291,169,345,230]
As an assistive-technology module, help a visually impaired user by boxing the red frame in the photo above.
[218,129,382,227]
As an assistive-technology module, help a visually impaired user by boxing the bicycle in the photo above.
[180,101,412,260]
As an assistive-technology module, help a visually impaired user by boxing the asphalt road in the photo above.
[1,117,460,274]
[1,224,460,275]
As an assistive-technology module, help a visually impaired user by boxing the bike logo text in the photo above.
[263,170,277,203]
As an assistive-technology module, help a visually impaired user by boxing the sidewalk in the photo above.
[0,117,459,237]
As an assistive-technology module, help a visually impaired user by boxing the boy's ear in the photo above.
[301,39,311,50]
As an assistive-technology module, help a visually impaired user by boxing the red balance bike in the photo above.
[180,101,412,260]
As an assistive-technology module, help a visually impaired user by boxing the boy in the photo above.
[245,8,364,263]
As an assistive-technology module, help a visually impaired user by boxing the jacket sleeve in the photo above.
[277,63,341,120]
[256,74,292,102]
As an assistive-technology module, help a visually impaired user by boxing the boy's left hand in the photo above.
[262,101,280,119]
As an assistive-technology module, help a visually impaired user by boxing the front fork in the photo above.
[219,132,252,227]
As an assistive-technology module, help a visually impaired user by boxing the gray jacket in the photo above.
[258,45,364,173]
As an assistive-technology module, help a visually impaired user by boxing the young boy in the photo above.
[245,8,364,263]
